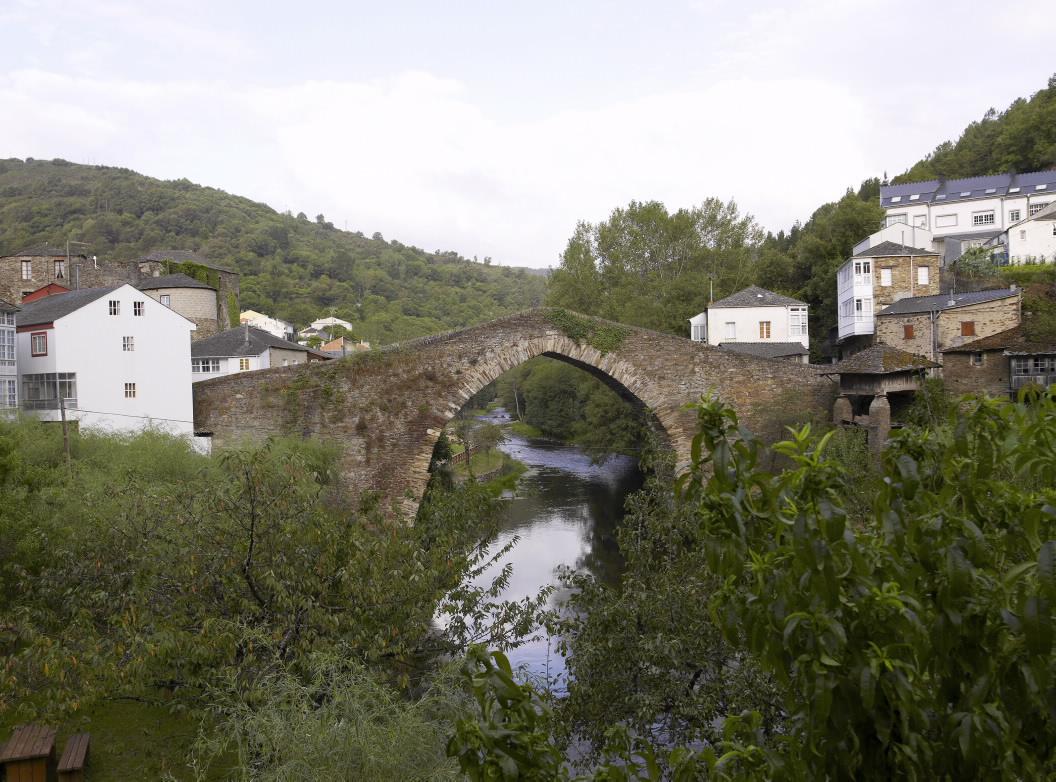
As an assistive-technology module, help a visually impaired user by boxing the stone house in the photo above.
[135,250,240,331]
[138,273,223,339]
[875,288,1021,362]
[943,325,1056,398]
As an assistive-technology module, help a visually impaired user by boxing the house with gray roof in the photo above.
[689,286,809,362]
[191,325,329,383]
[0,298,19,413]
[137,272,225,339]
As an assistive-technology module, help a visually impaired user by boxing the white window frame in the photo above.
[159,294,171,308]
[122,336,134,352]
[879,268,892,287]
[239,358,251,371]
[972,211,995,227]
[935,214,958,228]
[789,307,808,337]
[53,259,65,279]
[109,300,120,316]
[192,358,221,373]
[1009,209,1021,223]
[917,266,930,286]
[759,321,771,340]
[913,215,927,228]
[1029,202,1050,217]
[887,214,908,226]
[723,322,736,341]
[30,331,47,356]
[133,301,145,316]
[124,382,136,399]
[20,260,32,280]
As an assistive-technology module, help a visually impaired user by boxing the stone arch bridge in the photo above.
[193,309,835,518]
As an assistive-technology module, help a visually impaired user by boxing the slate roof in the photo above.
[880,170,1056,209]
[139,249,235,274]
[942,325,1056,355]
[5,244,87,258]
[708,286,806,308]
[15,287,117,327]
[719,342,808,359]
[823,344,938,375]
[853,240,939,258]
[0,298,20,313]
[878,288,1018,316]
[137,273,216,291]
[192,325,314,358]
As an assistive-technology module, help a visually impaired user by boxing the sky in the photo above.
[1,1,1054,268]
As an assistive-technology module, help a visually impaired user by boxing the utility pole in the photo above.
[59,392,71,476]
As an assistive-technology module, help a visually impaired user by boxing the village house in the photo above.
[942,325,1056,399]
[879,170,1056,264]
[15,285,196,437]
[191,325,328,383]
[688,286,809,363]
[240,309,296,341]
[874,288,1021,363]
[297,316,354,343]
[983,201,1056,264]
[836,240,941,354]
[318,335,371,358]
[138,273,224,338]
[0,298,18,413]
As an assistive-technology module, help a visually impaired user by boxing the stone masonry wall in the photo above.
[193,309,836,519]
[876,295,1021,361]
[943,350,1010,398]
[871,254,940,308]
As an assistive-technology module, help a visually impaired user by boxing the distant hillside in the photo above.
[0,159,547,344]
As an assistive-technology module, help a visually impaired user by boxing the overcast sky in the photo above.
[1,1,1054,268]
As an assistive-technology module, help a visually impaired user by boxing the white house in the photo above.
[240,309,296,341]
[984,201,1056,264]
[0,298,18,413]
[880,170,1056,264]
[15,285,196,437]
[689,286,809,362]
[191,325,326,383]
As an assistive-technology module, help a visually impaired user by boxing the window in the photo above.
[879,268,892,287]
[854,298,872,320]
[159,295,171,308]
[789,307,808,336]
[53,259,65,279]
[1021,230,1028,241]
[917,266,930,286]
[909,194,920,201]
[972,211,995,226]
[1013,357,1030,375]
[961,321,976,337]
[1009,209,1021,222]
[124,382,136,399]
[0,378,15,408]
[134,301,145,316]
[935,214,958,228]
[887,214,908,226]
[903,324,915,340]
[724,322,736,341]
[853,260,872,277]
[1034,356,1056,373]
[192,358,221,373]
[913,215,927,228]
[890,196,902,203]
[108,300,120,316]
[1030,202,1050,217]
[239,358,251,371]
[1036,185,1048,191]
[30,331,47,356]
[21,372,76,410]
[759,321,771,339]
[971,353,984,367]
[20,260,32,280]
[122,336,134,352]
[0,327,14,366]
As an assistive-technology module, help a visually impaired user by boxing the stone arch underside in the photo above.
[191,310,836,521]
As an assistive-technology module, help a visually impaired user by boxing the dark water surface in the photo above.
[474,409,644,688]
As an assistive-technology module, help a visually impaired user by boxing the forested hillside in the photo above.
[0,159,546,344]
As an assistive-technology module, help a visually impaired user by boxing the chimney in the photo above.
[243,324,250,344]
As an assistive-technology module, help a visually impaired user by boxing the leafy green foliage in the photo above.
[0,158,547,344]
[545,308,629,354]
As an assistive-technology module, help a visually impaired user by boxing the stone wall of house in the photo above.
[268,347,309,368]
[193,309,836,519]
[0,253,138,302]
[876,295,1021,361]
[943,350,1010,398]
[143,288,218,320]
[871,254,941,308]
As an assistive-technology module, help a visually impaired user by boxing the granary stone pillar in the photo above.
[867,393,891,458]
[832,395,853,425]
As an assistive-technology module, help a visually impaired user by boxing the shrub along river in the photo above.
[471,408,644,689]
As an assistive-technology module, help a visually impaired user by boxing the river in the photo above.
[472,408,644,690]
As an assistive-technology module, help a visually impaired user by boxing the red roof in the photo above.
[20,283,71,303]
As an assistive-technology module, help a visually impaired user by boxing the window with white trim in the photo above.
[724,322,736,341]
[192,358,221,373]
[159,295,171,308]
[1009,209,1021,222]
[759,321,771,339]
[20,260,32,280]
[879,268,892,287]
[109,300,120,316]
[134,301,145,316]
[0,327,14,366]
[970,353,984,367]
[1030,202,1050,217]
[935,214,957,228]
[30,332,47,356]
[913,215,927,228]
[122,336,134,352]
[917,266,930,286]
[789,307,807,336]
[887,214,908,226]
[124,382,136,398]
[972,211,995,226]
[0,378,15,408]
[239,358,251,371]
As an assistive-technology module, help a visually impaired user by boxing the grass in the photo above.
[509,420,543,438]
[0,699,226,781]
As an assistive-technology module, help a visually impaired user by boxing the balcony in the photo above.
[1011,374,1056,392]
[22,396,78,411]
[837,314,874,342]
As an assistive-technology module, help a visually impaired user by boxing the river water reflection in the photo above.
[473,409,644,689]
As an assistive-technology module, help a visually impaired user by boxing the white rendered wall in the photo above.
[1008,219,1056,263]
[885,194,1052,238]
[17,285,195,437]
[191,353,264,383]
[705,305,808,348]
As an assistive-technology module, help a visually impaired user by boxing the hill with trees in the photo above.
[0,158,547,345]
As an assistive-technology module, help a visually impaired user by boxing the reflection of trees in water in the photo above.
[573,469,644,585]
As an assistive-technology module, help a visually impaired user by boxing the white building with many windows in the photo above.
[191,325,326,383]
[15,285,196,436]
[689,286,809,362]
[984,201,1056,264]
[0,298,18,413]
[879,170,1056,264]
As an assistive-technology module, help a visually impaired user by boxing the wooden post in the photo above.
[59,396,71,476]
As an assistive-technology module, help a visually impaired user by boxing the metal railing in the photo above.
[1011,374,1056,392]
